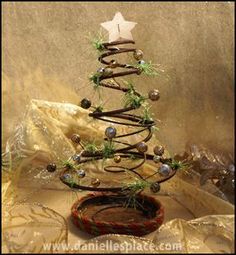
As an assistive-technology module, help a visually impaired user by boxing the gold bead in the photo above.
[71,134,81,143]
[133,50,143,60]
[136,142,148,153]
[91,178,100,187]
[148,89,160,101]
[114,155,121,163]
[154,145,164,156]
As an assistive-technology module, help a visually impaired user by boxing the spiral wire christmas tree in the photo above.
[48,39,180,194]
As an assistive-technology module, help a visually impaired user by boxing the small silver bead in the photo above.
[72,154,81,163]
[159,164,171,177]
[77,169,85,178]
[138,60,145,65]
[63,173,72,180]
[97,67,105,74]
[105,126,117,139]
[153,155,161,163]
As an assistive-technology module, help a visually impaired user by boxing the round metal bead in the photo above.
[91,178,100,187]
[154,145,165,156]
[77,169,85,178]
[114,155,121,163]
[80,98,91,109]
[138,60,145,65]
[105,126,117,139]
[150,182,160,193]
[62,173,72,180]
[153,155,161,163]
[71,134,81,143]
[148,89,160,101]
[97,67,105,74]
[72,154,81,163]
[46,163,57,172]
[136,142,148,153]
[133,50,143,60]
[159,164,171,177]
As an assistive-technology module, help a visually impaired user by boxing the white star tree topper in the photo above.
[101,12,137,42]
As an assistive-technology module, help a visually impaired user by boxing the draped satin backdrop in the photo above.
[2,2,234,156]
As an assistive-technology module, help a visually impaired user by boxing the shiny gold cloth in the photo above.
[2,100,234,253]
[79,215,234,253]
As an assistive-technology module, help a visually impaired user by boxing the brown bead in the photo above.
[136,142,148,153]
[80,98,91,109]
[133,50,143,60]
[148,89,160,101]
[91,178,100,187]
[114,155,121,163]
[71,134,81,143]
[150,182,160,193]
[46,163,57,172]
[154,145,165,156]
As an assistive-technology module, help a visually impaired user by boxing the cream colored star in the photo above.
[101,12,137,42]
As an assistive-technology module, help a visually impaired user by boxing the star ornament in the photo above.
[101,12,137,42]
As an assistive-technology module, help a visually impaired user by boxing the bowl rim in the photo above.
[71,192,164,228]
